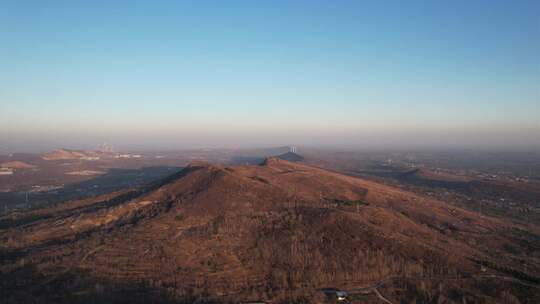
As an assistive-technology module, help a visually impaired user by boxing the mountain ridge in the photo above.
[1,159,538,303]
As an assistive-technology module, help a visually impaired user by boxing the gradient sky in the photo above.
[1,0,539,152]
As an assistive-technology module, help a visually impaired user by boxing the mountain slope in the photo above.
[1,159,538,303]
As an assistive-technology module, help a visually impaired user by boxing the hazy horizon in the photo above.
[2,1,539,152]
[2,125,539,155]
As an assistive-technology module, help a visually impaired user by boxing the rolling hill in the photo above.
[276,151,304,162]
[0,158,538,303]
[41,148,90,160]
[0,161,36,169]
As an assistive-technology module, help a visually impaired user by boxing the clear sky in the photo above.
[1,0,539,152]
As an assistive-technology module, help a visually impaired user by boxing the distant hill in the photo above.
[402,168,472,182]
[233,146,291,157]
[276,151,304,162]
[0,160,36,169]
[41,148,97,160]
[1,159,537,303]
[42,148,87,160]
[229,146,297,165]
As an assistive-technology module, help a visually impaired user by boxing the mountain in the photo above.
[233,146,291,158]
[229,146,293,165]
[0,159,538,303]
[0,160,36,169]
[40,148,111,161]
[41,148,91,160]
[276,151,304,162]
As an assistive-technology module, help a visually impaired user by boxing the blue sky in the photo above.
[1,0,538,151]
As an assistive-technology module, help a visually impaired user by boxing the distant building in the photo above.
[0,168,14,175]
[82,156,100,161]
[115,154,142,159]
[320,288,349,302]
[336,291,348,301]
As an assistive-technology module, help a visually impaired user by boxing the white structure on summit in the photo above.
[289,146,297,153]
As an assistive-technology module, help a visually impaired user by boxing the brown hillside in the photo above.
[0,160,36,169]
[41,148,90,160]
[1,159,538,303]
